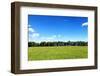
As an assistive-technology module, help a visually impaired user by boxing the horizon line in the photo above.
[28,40,88,43]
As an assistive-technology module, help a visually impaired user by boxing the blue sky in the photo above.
[28,15,88,42]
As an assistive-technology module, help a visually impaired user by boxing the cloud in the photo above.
[28,24,35,33]
[28,24,31,27]
[58,35,61,37]
[41,36,55,40]
[29,27,35,33]
[28,25,62,42]
[28,24,40,41]
[29,34,63,42]
[52,35,57,38]
[29,32,40,41]
[82,22,88,27]
[40,35,62,41]
[31,33,40,38]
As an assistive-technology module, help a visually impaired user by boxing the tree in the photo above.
[28,41,88,47]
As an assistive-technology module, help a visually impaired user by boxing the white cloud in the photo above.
[58,35,61,37]
[28,24,35,33]
[82,22,88,27]
[40,35,62,42]
[29,35,63,42]
[31,33,40,38]
[52,35,56,38]
[52,35,62,38]
[28,24,31,27]
[41,35,57,40]
[28,24,40,41]
[29,27,35,33]
[29,33,40,41]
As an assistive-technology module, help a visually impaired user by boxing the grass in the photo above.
[28,46,88,61]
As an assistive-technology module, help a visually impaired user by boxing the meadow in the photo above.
[28,46,88,61]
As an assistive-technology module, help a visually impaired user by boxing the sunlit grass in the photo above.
[28,46,88,61]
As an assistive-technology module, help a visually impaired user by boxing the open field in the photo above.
[28,46,88,61]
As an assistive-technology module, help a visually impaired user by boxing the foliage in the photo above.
[28,41,88,47]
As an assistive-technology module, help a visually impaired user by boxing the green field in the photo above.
[28,46,88,61]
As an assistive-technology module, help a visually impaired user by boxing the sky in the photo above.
[28,15,88,42]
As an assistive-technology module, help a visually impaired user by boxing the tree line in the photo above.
[28,41,88,47]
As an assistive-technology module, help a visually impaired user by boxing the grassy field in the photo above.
[28,46,88,61]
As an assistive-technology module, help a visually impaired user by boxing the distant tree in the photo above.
[28,41,88,47]
[28,42,33,47]
[40,42,46,46]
